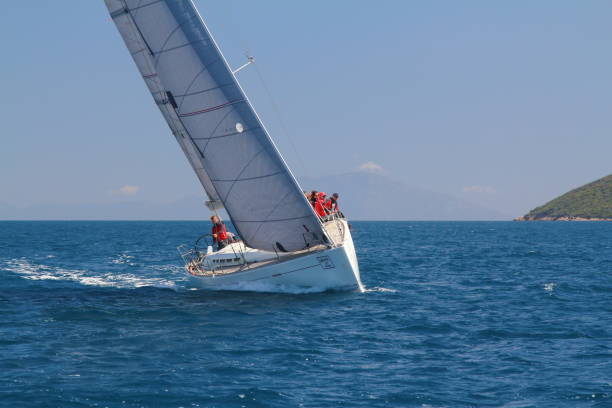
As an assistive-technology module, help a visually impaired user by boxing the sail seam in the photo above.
[178,99,244,117]
[131,48,148,56]
[175,82,232,99]
[211,171,284,183]
[114,0,163,16]
[177,59,223,110]
[154,13,199,65]
[220,148,267,204]
[196,106,240,160]
[233,215,312,223]
[153,39,206,57]
[191,126,260,141]
[246,190,293,241]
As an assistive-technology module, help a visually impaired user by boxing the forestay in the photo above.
[105,0,326,252]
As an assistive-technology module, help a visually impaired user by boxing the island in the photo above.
[515,174,612,221]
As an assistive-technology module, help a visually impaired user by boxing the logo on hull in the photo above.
[317,255,335,270]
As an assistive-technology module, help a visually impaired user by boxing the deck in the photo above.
[188,218,347,278]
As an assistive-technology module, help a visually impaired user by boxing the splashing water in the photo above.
[2,258,184,289]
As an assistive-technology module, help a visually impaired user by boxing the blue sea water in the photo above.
[0,221,611,408]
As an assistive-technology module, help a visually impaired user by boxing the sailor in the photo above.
[210,215,229,250]
[314,192,328,218]
[325,193,340,214]
[308,190,318,207]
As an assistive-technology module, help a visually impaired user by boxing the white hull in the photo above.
[188,220,362,293]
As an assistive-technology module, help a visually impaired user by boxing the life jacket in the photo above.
[324,198,338,212]
[315,192,328,217]
[314,200,327,217]
[212,222,228,242]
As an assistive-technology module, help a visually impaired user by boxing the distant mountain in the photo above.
[1,172,506,221]
[516,174,612,221]
[301,172,506,220]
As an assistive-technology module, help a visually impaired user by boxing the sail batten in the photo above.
[105,0,326,251]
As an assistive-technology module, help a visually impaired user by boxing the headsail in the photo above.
[104,0,326,252]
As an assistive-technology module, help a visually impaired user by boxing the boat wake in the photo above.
[1,258,359,295]
[1,258,186,290]
[363,286,398,293]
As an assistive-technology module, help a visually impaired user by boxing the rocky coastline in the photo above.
[514,216,612,221]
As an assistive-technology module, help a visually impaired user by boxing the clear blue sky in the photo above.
[1,1,611,217]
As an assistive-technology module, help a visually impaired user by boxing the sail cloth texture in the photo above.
[105,0,325,252]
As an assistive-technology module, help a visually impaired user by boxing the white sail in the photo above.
[105,0,326,252]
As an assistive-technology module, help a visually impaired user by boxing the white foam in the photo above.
[2,258,366,295]
[1,258,185,289]
[110,253,137,266]
[363,286,398,293]
[543,282,556,292]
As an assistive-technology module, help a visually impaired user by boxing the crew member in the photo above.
[325,193,340,213]
[314,192,328,218]
[210,215,229,250]
[309,190,318,207]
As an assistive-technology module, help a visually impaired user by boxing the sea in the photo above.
[0,221,611,408]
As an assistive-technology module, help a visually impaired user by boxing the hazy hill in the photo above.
[301,172,506,221]
[517,174,612,221]
[0,172,506,221]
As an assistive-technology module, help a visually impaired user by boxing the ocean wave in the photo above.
[109,253,137,266]
[1,258,185,289]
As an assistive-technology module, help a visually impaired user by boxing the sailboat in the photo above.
[104,0,362,292]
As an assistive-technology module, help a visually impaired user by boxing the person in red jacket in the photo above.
[324,193,340,213]
[210,215,229,250]
[314,192,328,218]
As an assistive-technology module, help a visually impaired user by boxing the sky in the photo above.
[1,1,611,218]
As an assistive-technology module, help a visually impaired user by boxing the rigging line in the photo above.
[252,63,309,181]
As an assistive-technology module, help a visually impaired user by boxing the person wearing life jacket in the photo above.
[314,192,328,218]
[210,215,229,250]
[324,192,340,214]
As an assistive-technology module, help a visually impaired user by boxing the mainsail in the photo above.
[105,0,326,252]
